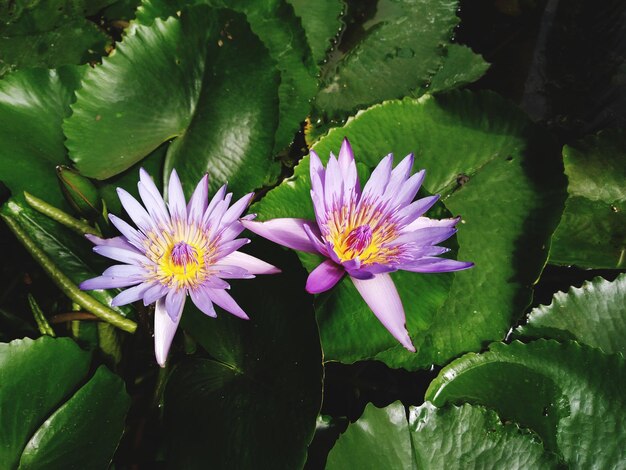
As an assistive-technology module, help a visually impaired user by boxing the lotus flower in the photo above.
[242,139,473,351]
[80,169,279,366]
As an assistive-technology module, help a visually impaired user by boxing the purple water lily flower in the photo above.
[80,169,279,367]
[242,139,473,352]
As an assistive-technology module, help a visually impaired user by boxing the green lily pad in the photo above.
[164,243,323,469]
[0,1,112,77]
[429,44,490,93]
[314,0,459,119]
[65,6,281,197]
[0,336,130,469]
[516,274,626,355]
[254,91,566,369]
[550,129,626,268]
[287,0,344,64]
[425,340,626,468]
[326,401,556,469]
[0,66,83,209]
[136,0,318,155]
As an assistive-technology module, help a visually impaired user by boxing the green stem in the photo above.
[27,293,56,337]
[24,192,101,237]
[1,213,137,333]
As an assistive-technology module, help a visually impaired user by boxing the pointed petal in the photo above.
[324,154,342,209]
[108,214,145,248]
[338,139,359,201]
[401,257,474,273]
[393,169,425,206]
[80,275,142,290]
[93,245,150,265]
[393,227,457,247]
[116,188,153,233]
[86,234,140,252]
[207,289,249,319]
[154,296,183,367]
[190,287,217,318]
[165,289,186,321]
[309,150,326,198]
[102,264,146,278]
[360,154,393,202]
[219,192,254,230]
[187,174,208,224]
[395,195,440,224]
[241,218,321,253]
[215,238,250,259]
[213,265,254,279]
[143,283,168,306]
[206,184,227,218]
[139,168,169,224]
[219,251,281,274]
[305,260,345,294]
[110,282,152,306]
[168,169,187,222]
[404,216,460,232]
[351,274,415,352]
[388,153,414,192]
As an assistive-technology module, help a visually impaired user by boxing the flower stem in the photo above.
[1,213,137,333]
[24,191,101,237]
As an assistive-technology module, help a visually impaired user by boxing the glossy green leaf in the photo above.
[254,91,565,369]
[0,1,111,76]
[287,0,344,64]
[314,0,459,119]
[426,340,626,468]
[164,243,322,469]
[0,336,129,469]
[18,366,130,469]
[550,129,626,268]
[429,44,490,93]
[327,401,555,469]
[138,0,318,155]
[65,6,281,197]
[0,66,83,209]
[1,198,135,324]
[516,274,626,355]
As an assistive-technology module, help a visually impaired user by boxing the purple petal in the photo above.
[305,260,345,294]
[324,154,342,209]
[351,274,415,352]
[405,216,460,231]
[165,289,186,321]
[219,251,281,274]
[310,190,328,227]
[189,287,217,318]
[393,169,425,207]
[206,184,227,218]
[360,154,393,202]
[111,282,152,306]
[80,275,142,290]
[116,188,153,233]
[241,218,321,253]
[338,140,360,203]
[102,264,146,278]
[395,195,440,224]
[303,222,328,256]
[213,265,254,279]
[207,288,249,319]
[86,234,140,252]
[215,238,250,259]
[154,296,183,367]
[93,245,150,265]
[204,194,232,230]
[143,283,168,306]
[139,168,170,225]
[387,153,414,192]
[108,214,145,248]
[219,192,254,230]
[309,150,326,198]
[401,257,474,273]
[187,174,208,224]
[393,227,457,247]
[168,169,187,222]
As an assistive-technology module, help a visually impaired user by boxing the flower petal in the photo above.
[393,226,457,247]
[404,216,460,232]
[241,218,321,253]
[143,283,168,306]
[116,188,153,233]
[350,273,415,352]
[219,250,281,274]
[93,245,150,265]
[165,289,186,321]
[168,169,187,222]
[396,195,440,224]
[393,169,425,207]
[360,153,393,202]
[80,275,142,290]
[401,257,474,273]
[309,150,326,198]
[110,282,152,306]
[305,260,345,294]
[207,288,249,319]
[190,287,217,318]
[187,174,208,224]
[139,168,170,225]
[108,214,145,248]
[102,264,146,278]
[85,234,140,252]
[219,192,254,230]
[154,295,184,367]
